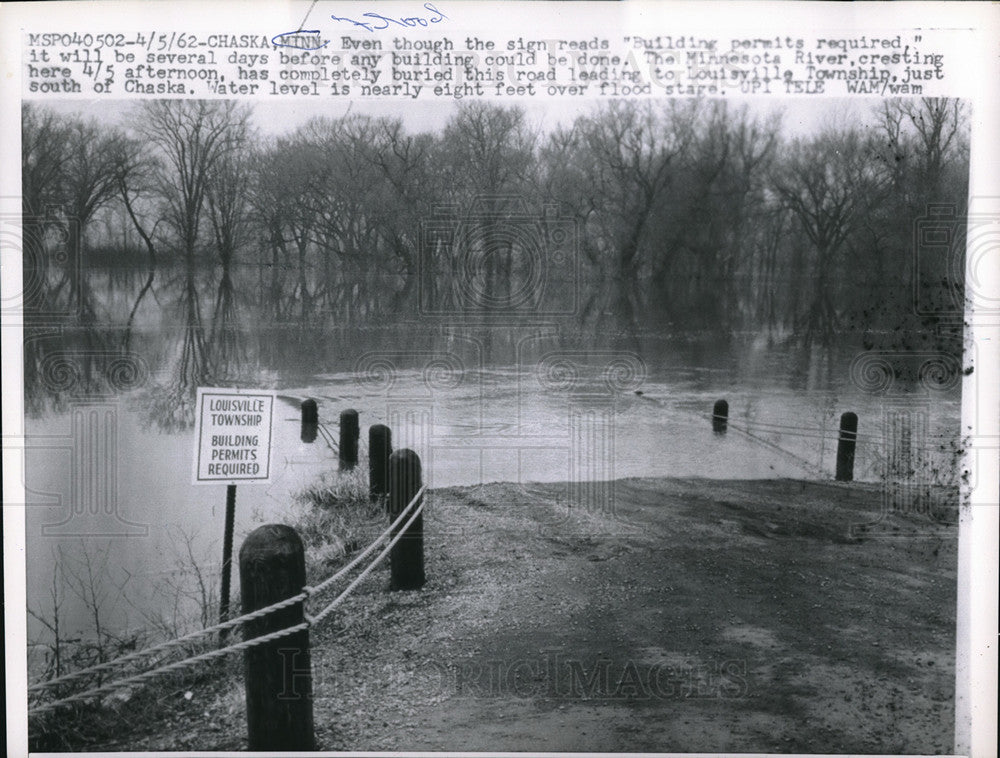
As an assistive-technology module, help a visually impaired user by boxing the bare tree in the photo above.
[206,146,255,375]
[134,100,252,391]
[21,104,70,216]
[26,547,68,681]
[113,135,163,352]
[61,119,126,308]
[771,128,892,345]
[551,101,700,336]
[250,132,324,324]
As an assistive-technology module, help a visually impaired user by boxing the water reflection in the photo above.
[21,257,964,672]
[23,257,962,418]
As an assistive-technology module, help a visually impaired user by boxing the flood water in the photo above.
[20,265,963,671]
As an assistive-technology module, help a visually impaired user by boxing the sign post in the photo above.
[192,387,276,642]
[219,483,237,642]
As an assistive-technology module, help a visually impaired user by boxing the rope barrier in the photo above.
[700,405,960,479]
[732,416,956,440]
[27,484,427,713]
[309,491,425,626]
[723,418,826,477]
[316,422,339,452]
[709,416,956,446]
[27,590,308,694]
[734,424,957,452]
[28,621,310,717]
[28,395,958,715]
[703,405,959,452]
[307,484,425,599]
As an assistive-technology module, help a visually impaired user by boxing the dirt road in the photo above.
[309,477,957,753]
[87,476,956,753]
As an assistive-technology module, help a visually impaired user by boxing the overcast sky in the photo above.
[35,96,875,140]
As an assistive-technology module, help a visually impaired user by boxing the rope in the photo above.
[734,417,955,440]
[735,424,956,452]
[308,484,425,598]
[309,491,425,626]
[28,485,428,714]
[316,422,339,452]
[28,621,310,717]
[26,590,308,694]
[724,419,826,477]
[706,406,957,452]
[712,415,955,446]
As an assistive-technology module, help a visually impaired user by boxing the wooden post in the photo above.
[369,424,392,501]
[301,398,318,424]
[836,412,858,482]
[388,449,425,591]
[218,484,236,646]
[240,524,314,751]
[301,399,318,444]
[712,399,728,433]
[339,409,359,470]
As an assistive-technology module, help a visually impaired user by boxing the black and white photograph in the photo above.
[3,2,998,756]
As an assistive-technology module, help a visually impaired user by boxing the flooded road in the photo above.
[24,359,960,647]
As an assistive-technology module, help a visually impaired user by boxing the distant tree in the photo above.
[136,101,252,268]
[21,104,70,217]
[770,128,892,345]
[867,99,969,345]
[648,102,780,331]
[549,101,700,336]
[438,103,539,315]
[133,100,252,390]
[21,104,71,317]
[250,131,325,323]
[362,119,439,314]
[113,135,162,351]
[206,147,255,374]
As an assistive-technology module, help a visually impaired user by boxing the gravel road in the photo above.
[310,477,957,753]
[83,476,957,753]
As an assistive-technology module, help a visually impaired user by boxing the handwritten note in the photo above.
[273,3,446,49]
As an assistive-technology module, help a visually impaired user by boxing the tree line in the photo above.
[22,98,969,390]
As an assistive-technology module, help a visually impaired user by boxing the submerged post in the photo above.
[388,449,425,590]
[301,398,318,424]
[300,399,318,444]
[240,524,314,751]
[339,409,359,469]
[369,424,392,501]
[836,412,858,482]
[712,399,729,433]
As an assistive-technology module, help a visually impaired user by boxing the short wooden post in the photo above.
[369,424,392,501]
[301,398,318,424]
[836,412,858,482]
[339,409,359,470]
[388,449,425,591]
[300,399,318,444]
[712,399,728,433]
[240,524,314,751]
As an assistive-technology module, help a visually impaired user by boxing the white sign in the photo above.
[193,387,275,484]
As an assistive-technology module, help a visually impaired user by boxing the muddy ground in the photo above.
[85,477,957,753]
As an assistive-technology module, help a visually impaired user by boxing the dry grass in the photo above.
[291,457,389,582]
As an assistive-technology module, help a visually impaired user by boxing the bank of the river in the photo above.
[42,476,958,754]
